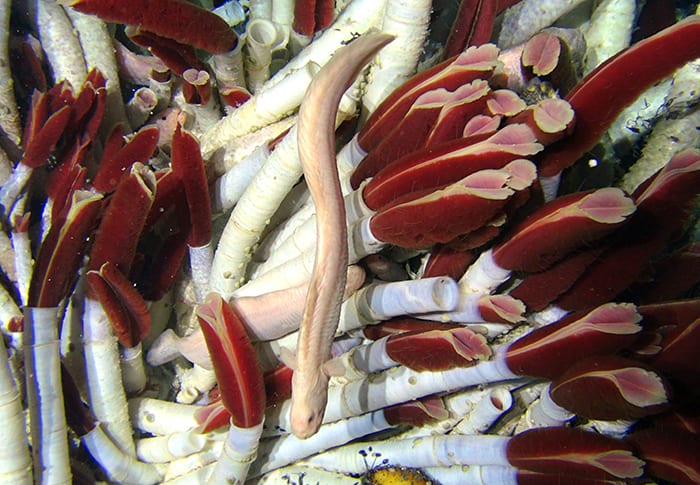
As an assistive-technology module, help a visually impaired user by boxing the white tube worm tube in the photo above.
[210,116,296,178]
[514,383,573,433]
[257,466,360,484]
[172,81,221,138]
[395,385,515,440]
[128,398,200,436]
[579,419,634,440]
[248,0,272,21]
[176,364,217,404]
[605,80,670,164]
[164,463,215,484]
[136,430,208,463]
[141,290,174,350]
[83,298,135,456]
[162,439,224,481]
[212,0,247,26]
[148,76,173,114]
[306,433,510,474]
[0,0,21,146]
[65,9,130,132]
[0,337,32,484]
[0,228,15,283]
[497,0,588,49]
[361,0,431,118]
[337,135,368,189]
[0,146,11,186]
[266,346,519,432]
[251,189,370,277]
[24,307,71,485]
[623,109,700,193]
[82,425,161,484]
[583,0,635,75]
[231,240,315,297]
[263,0,387,89]
[452,386,514,435]
[288,30,312,58]
[257,175,311,236]
[211,90,357,299]
[120,343,147,395]
[10,228,31,306]
[207,421,264,484]
[34,0,87,88]
[425,465,519,485]
[343,336,397,375]
[0,286,21,344]
[458,249,512,295]
[189,243,213,304]
[210,124,302,297]
[271,0,294,28]
[339,277,459,331]
[201,62,317,158]
[251,410,391,476]
[59,278,87,396]
[245,19,278,93]
[0,164,32,218]
[126,87,158,129]
[212,144,270,213]
[210,37,246,94]
[253,139,368,266]
[419,293,523,326]
[237,216,383,298]
[252,192,314,262]
[529,305,570,327]
[620,62,700,193]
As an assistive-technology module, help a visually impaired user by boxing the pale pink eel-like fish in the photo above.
[291,32,394,439]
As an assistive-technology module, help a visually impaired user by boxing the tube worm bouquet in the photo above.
[0,0,699,483]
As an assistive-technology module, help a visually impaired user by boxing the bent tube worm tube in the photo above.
[291,31,394,439]
[1,327,32,483]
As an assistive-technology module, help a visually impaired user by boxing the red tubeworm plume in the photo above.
[197,294,265,428]
[67,0,236,54]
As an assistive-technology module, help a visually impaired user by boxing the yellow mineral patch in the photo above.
[364,466,435,485]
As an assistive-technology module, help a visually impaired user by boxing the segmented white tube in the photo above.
[453,387,514,435]
[250,410,391,476]
[339,276,459,330]
[35,0,87,89]
[207,421,264,484]
[0,0,21,145]
[82,425,161,484]
[136,430,208,463]
[583,0,635,75]
[120,343,147,395]
[66,8,130,131]
[129,398,201,436]
[24,307,71,484]
[260,0,388,89]
[458,249,512,295]
[425,465,519,485]
[83,298,135,456]
[361,0,432,118]
[515,383,573,432]
[265,346,518,432]
[245,19,278,92]
[306,434,510,474]
[201,62,317,158]
[0,336,32,484]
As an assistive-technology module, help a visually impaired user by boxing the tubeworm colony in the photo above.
[1,0,699,484]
